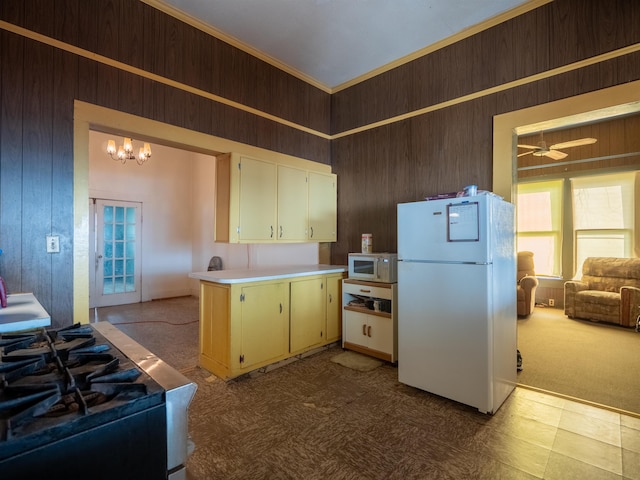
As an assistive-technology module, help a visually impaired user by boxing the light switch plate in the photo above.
[46,235,60,253]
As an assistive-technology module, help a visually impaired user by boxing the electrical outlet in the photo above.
[46,235,60,253]
[548,298,555,307]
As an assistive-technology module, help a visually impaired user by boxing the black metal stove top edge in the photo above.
[0,323,166,462]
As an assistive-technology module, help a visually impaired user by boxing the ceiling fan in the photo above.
[517,133,597,160]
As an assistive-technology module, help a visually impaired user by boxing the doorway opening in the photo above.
[493,79,640,414]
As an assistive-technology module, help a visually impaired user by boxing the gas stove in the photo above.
[0,322,196,480]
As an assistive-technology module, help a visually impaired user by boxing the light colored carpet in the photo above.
[517,306,640,414]
[330,350,383,371]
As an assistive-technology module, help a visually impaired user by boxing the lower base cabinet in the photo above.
[290,276,326,354]
[199,272,345,380]
[199,280,289,378]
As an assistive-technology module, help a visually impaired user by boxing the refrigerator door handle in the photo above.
[401,259,491,265]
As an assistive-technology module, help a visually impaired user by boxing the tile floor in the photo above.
[97,297,640,479]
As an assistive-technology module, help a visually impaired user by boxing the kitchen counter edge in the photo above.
[189,264,347,284]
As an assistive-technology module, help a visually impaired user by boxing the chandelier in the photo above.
[106,137,152,165]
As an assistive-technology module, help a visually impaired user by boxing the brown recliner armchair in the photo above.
[564,257,640,327]
[517,251,539,316]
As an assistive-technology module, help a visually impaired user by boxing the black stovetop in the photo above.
[0,323,165,461]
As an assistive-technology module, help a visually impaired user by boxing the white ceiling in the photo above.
[149,0,536,90]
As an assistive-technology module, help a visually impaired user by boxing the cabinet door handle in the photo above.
[329,294,332,303]
[279,225,283,238]
[280,303,283,314]
[270,225,274,238]
[310,226,314,238]
[367,326,372,337]
[359,289,371,293]
[362,324,367,336]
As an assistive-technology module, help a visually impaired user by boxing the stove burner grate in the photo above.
[0,324,150,444]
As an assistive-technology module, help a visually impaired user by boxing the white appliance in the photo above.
[397,194,516,414]
[348,253,398,283]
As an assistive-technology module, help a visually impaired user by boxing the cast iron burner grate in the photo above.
[0,323,147,443]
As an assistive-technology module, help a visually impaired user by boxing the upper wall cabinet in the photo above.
[277,165,308,241]
[308,171,337,242]
[215,152,337,243]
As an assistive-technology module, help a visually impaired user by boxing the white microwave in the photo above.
[348,253,398,283]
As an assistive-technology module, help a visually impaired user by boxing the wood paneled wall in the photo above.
[330,0,640,264]
[0,0,330,327]
[1,0,640,326]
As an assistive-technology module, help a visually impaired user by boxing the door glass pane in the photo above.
[103,278,113,294]
[126,223,136,241]
[126,276,135,292]
[126,207,136,224]
[104,206,113,223]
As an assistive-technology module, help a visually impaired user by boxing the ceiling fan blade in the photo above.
[517,144,538,150]
[549,138,597,150]
[517,151,534,157]
[545,149,568,160]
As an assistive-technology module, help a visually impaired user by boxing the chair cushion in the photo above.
[575,290,620,307]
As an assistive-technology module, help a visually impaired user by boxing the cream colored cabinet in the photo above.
[198,271,345,380]
[308,171,337,242]
[215,153,277,243]
[325,273,343,343]
[238,156,277,242]
[199,281,231,376]
[215,152,336,243]
[239,282,289,370]
[342,279,397,362]
[290,276,326,353]
[199,280,288,380]
[277,165,308,241]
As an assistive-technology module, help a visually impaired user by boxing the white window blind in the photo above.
[516,180,563,277]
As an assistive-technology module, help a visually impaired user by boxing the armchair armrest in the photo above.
[564,280,589,317]
[519,275,539,290]
[620,286,640,328]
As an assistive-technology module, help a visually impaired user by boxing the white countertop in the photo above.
[189,264,347,284]
[0,293,52,333]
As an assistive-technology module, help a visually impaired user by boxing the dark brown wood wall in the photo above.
[330,0,640,264]
[0,0,330,327]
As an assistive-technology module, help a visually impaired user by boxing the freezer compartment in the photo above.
[397,195,509,264]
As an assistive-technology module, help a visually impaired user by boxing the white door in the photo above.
[89,199,142,307]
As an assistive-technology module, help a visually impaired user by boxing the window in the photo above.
[571,172,635,277]
[516,180,563,277]
[517,172,637,279]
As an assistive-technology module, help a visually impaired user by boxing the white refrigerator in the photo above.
[397,194,517,414]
